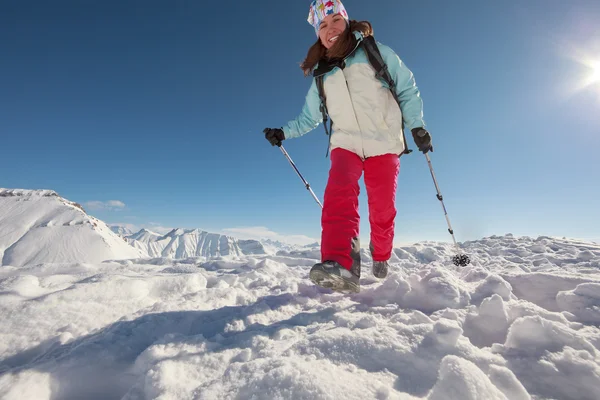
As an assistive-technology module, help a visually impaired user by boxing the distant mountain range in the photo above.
[115,227,269,258]
[0,187,314,268]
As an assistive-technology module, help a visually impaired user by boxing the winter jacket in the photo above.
[282,31,425,159]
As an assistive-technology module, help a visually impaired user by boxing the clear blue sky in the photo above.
[2,0,599,245]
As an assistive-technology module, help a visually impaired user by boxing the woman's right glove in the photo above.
[411,128,433,154]
[264,128,285,147]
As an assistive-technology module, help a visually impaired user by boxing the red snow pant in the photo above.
[321,148,400,271]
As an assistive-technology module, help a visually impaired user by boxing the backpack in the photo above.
[313,35,411,157]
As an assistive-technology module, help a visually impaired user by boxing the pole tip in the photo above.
[452,254,471,267]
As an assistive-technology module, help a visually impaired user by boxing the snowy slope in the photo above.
[125,228,268,259]
[0,189,143,267]
[1,234,599,399]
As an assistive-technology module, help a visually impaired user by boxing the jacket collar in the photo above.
[313,31,365,78]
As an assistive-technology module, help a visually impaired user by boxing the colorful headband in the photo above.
[307,0,349,36]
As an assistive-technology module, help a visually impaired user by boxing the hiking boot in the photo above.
[372,260,389,279]
[309,260,360,293]
[369,243,389,279]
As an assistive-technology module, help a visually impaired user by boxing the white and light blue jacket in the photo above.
[282,32,425,159]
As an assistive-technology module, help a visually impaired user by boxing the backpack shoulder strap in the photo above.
[314,73,333,157]
[315,75,328,128]
[361,35,397,93]
[361,35,412,155]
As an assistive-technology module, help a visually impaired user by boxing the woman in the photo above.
[264,0,432,293]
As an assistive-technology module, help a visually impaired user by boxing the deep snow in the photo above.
[1,234,599,399]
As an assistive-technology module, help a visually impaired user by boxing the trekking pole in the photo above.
[279,145,323,209]
[424,153,471,266]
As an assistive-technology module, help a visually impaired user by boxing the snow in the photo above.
[1,191,600,399]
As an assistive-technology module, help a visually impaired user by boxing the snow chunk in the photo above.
[428,356,508,400]
[504,273,588,312]
[0,370,52,400]
[354,274,411,307]
[472,274,513,303]
[528,244,547,254]
[498,345,600,400]
[0,275,46,299]
[504,316,596,356]
[487,365,531,400]
[147,273,208,299]
[404,268,470,313]
[541,346,600,399]
[578,250,596,262]
[461,267,490,283]
[557,283,600,324]
[464,295,510,348]
[507,300,574,327]
[427,319,463,349]
[402,245,442,263]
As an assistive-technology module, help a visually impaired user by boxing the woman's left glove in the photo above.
[411,128,433,154]
[264,128,285,147]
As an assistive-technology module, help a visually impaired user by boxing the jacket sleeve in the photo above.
[282,78,323,139]
[378,44,426,131]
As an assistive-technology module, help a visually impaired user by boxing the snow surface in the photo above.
[0,189,143,267]
[1,232,600,399]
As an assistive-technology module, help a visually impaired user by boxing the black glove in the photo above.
[411,128,433,154]
[264,128,285,147]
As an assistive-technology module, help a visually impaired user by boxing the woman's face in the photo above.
[318,13,347,49]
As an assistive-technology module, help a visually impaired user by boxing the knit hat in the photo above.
[307,0,349,36]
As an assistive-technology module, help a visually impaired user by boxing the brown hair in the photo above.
[300,20,373,76]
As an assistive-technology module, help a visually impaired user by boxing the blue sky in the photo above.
[2,0,599,245]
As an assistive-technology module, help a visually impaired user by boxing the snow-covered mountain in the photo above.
[1,234,599,399]
[110,225,134,237]
[0,189,143,267]
[0,188,284,267]
[260,238,318,254]
[124,228,268,259]
[127,228,161,242]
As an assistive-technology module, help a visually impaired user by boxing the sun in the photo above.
[591,60,600,84]
[577,58,600,91]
